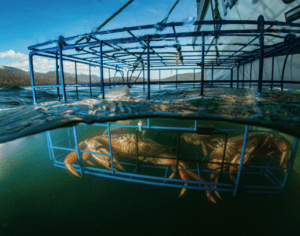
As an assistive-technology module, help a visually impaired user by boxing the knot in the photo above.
[58,35,67,47]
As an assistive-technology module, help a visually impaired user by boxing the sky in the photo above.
[0,0,198,74]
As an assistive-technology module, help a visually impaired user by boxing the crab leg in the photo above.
[82,151,97,166]
[178,165,189,197]
[167,162,193,198]
[89,148,125,171]
[201,142,208,157]
[210,175,222,200]
[176,162,218,203]
[64,151,82,178]
[185,169,217,204]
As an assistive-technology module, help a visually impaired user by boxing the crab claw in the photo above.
[82,151,96,166]
[178,166,189,198]
[167,166,188,197]
[206,191,217,204]
[64,151,82,178]
[185,169,218,204]
[209,173,222,201]
[168,171,176,179]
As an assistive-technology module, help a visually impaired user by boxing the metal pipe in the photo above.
[29,19,300,50]
[136,130,139,174]
[89,63,92,97]
[67,127,72,149]
[211,65,214,86]
[100,41,105,99]
[193,69,195,88]
[143,65,145,92]
[46,131,54,161]
[201,31,205,97]
[281,45,295,92]
[230,68,233,88]
[176,69,178,89]
[73,126,83,175]
[56,53,60,101]
[159,69,161,90]
[176,132,180,179]
[147,35,151,99]
[75,62,79,100]
[127,70,129,84]
[242,64,245,89]
[107,123,114,174]
[233,125,249,196]
[257,15,265,97]
[282,137,299,188]
[29,53,37,104]
[218,133,228,183]
[121,70,125,84]
[271,54,274,90]
[58,44,67,102]
[109,69,111,89]
[237,63,239,88]
[250,61,252,89]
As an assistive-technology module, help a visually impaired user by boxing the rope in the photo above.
[155,0,180,31]
[212,0,221,21]
[127,48,146,88]
[129,1,181,86]
[92,0,134,34]
[161,0,180,24]
[128,62,144,88]
[210,0,221,65]
[75,0,134,48]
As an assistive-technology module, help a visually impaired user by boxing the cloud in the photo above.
[9,60,29,68]
[2,50,105,75]
[0,50,27,61]
[31,56,94,75]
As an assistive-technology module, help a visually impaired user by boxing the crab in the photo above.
[64,133,218,203]
[181,133,223,157]
[180,132,292,202]
[207,133,292,201]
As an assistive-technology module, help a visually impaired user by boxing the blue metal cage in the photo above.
[28,16,300,103]
[46,119,299,199]
[29,15,300,200]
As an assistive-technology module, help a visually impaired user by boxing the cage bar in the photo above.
[46,119,299,200]
[28,16,300,103]
[30,15,300,200]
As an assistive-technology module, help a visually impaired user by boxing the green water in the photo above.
[1,119,300,235]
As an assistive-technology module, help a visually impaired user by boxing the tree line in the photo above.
[0,70,198,87]
[0,71,134,87]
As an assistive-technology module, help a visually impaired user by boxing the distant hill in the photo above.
[0,66,132,87]
[161,72,203,81]
[0,66,204,87]
[46,70,100,83]
[0,65,29,75]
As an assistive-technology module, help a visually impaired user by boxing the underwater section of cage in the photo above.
[46,118,299,203]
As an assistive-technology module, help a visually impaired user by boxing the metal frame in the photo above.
[46,119,299,197]
[28,16,300,103]
[30,15,300,197]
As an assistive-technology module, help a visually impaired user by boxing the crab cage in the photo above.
[30,16,300,197]
[28,15,300,103]
[46,119,299,198]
